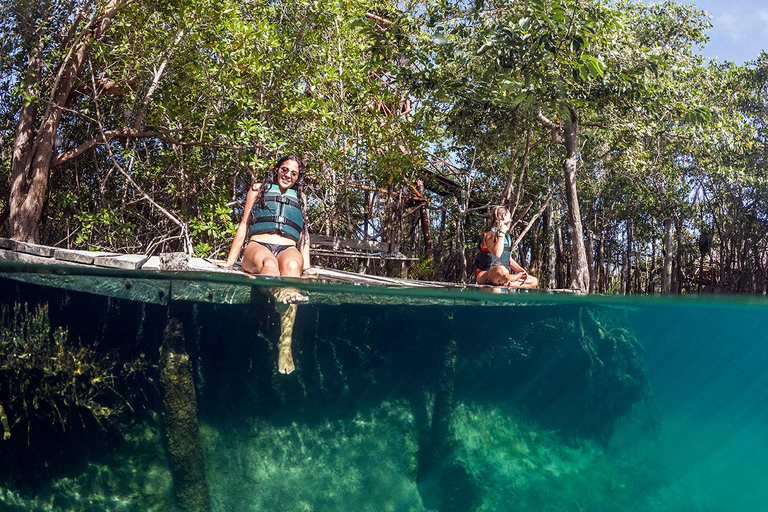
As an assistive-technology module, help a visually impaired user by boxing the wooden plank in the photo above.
[141,256,243,274]
[93,254,150,269]
[311,248,418,262]
[0,238,54,258]
[0,247,55,264]
[311,234,389,252]
[0,272,171,305]
[53,247,119,265]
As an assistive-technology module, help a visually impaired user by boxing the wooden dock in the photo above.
[0,238,552,307]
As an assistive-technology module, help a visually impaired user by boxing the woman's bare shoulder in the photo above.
[479,230,494,249]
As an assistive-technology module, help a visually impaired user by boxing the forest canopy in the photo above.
[1,0,767,294]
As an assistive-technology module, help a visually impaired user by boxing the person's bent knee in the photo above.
[259,257,280,275]
[489,266,510,286]
[278,252,303,277]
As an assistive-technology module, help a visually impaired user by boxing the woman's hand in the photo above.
[302,267,318,278]
[213,261,234,270]
[498,216,512,234]
[510,270,527,283]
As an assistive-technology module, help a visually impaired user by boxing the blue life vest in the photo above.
[248,184,304,243]
[474,233,511,271]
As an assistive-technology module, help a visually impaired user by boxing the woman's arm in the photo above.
[483,228,507,258]
[508,257,526,274]
[301,233,311,272]
[220,184,261,268]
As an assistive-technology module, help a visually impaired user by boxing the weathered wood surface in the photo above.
[0,271,172,305]
[0,238,566,307]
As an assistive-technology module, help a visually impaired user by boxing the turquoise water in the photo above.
[0,262,766,511]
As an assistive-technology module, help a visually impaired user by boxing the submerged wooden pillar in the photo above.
[160,318,211,512]
[420,338,458,478]
[418,338,483,511]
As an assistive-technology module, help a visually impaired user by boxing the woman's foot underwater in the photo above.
[270,286,308,305]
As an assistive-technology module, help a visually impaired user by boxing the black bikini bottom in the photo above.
[252,240,294,257]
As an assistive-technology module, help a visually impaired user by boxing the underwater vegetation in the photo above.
[0,277,738,512]
[0,303,147,440]
[0,300,153,500]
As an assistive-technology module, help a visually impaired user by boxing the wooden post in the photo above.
[160,318,211,512]
[417,337,458,486]
[437,207,446,263]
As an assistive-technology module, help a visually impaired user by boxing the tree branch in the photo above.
[513,188,555,250]
[536,108,565,145]
[133,26,185,130]
[50,128,266,168]
[365,12,393,25]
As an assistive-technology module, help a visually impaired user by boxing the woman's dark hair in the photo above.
[251,155,309,247]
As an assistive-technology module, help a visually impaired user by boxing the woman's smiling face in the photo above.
[277,159,300,191]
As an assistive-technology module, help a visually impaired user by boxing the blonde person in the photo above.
[474,206,539,289]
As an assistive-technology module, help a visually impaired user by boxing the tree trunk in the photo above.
[417,181,432,257]
[625,218,634,294]
[586,230,595,293]
[662,218,674,294]
[555,225,565,289]
[596,229,605,293]
[437,207,446,263]
[8,7,117,243]
[674,216,683,294]
[8,40,45,242]
[562,109,589,291]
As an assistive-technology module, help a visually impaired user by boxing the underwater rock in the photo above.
[455,305,648,442]
[159,318,211,512]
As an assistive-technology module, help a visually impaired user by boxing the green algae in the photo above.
[0,303,146,440]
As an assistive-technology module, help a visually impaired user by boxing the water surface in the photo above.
[0,262,765,511]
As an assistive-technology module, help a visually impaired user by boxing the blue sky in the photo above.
[686,0,768,64]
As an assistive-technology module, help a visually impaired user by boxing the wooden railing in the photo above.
[309,234,418,279]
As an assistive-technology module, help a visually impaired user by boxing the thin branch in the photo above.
[50,128,265,168]
[365,12,393,25]
[133,26,185,130]
[89,71,193,253]
[536,108,565,145]
[512,189,555,250]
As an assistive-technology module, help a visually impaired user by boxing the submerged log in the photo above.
[160,318,211,512]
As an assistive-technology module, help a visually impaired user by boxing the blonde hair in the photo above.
[487,205,510,231]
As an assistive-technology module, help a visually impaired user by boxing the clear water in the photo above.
[0,261,766,512]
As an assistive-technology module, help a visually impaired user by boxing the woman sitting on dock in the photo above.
[475,206,539,289]
[219,155,313,287]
